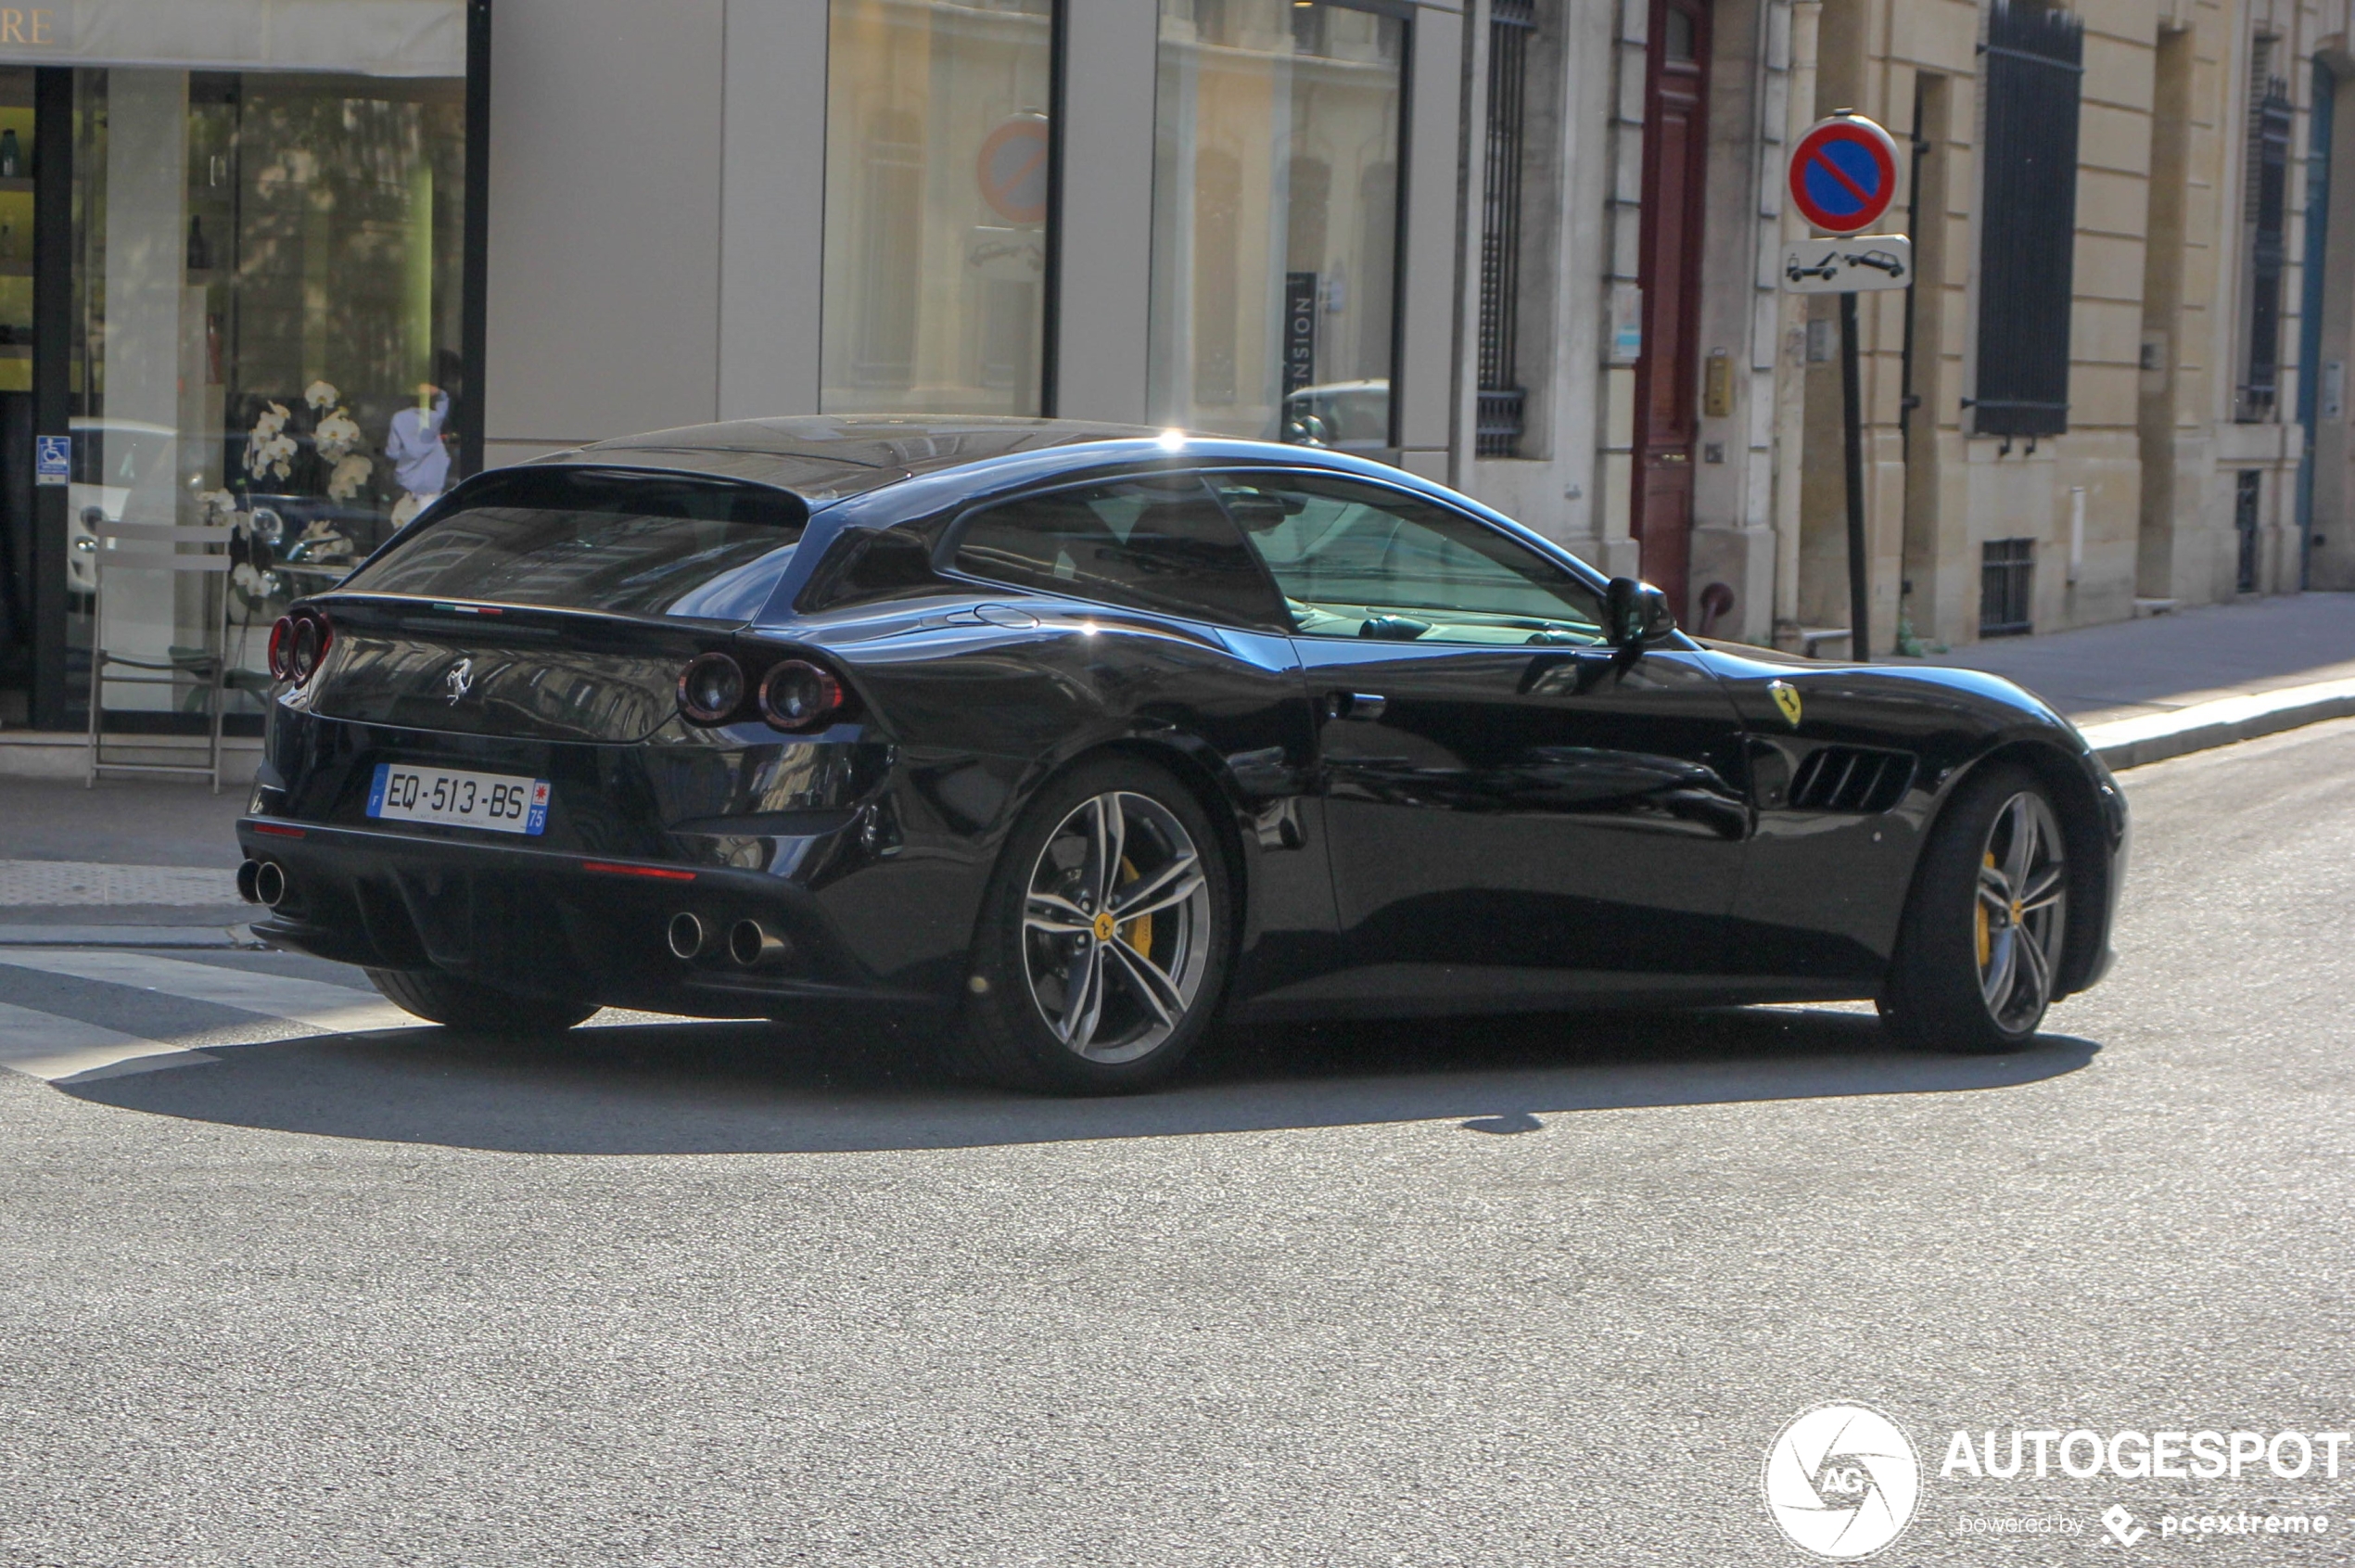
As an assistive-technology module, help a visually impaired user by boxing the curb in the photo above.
[0,924,266,950]
[2078,677,2355,770]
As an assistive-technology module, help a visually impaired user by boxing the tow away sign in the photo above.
[1782,235,1912,293]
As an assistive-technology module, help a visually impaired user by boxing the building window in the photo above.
[2236,43,2292,422]
[2235,469,2262,590]
[821,0,1054,416]
[1971,0,2082,438]
[1475,0,1535,456]
[1148,0,1406,453]
[1980,538,2035,636]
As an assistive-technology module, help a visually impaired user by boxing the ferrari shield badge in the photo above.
[1768,680,1803,728]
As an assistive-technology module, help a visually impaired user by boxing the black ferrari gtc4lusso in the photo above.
[236,417,2126,1093]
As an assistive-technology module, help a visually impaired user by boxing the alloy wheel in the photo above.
[1019,789,1212,1063]
[1974,790,2067,1033]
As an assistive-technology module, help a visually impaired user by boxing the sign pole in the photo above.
[1786,110,1903,665]
[1839,289,1869,662]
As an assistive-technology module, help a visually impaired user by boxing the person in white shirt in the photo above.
[387,383,451,528]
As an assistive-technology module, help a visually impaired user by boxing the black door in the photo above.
[1211,471,1751,1006]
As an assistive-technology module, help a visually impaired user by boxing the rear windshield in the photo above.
[340,467,807,619]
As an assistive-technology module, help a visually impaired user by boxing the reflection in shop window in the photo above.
[852,109,922,386]
[822,0,1053,416]
[1149,0,1404,453]
[57,62,466,715]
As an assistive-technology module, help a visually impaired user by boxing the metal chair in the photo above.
[84,521,234,793]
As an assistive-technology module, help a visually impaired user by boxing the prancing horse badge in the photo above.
[1768,679,1802,728]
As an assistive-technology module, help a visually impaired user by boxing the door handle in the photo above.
[1325,691,1387,721]
[1519,648,1623,695]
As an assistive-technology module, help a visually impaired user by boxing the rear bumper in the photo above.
[235,817,945,1014]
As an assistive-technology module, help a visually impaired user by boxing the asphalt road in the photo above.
[1,723,2351,1566]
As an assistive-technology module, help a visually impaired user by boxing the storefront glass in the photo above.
[1148,0,1404,452]
[75,68,466,711]
[0,0,469,726]
[821,0,1053,417]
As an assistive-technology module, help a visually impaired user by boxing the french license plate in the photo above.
[366,763,550,835]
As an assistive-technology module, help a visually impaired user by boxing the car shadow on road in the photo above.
[57,1003,2102,1155]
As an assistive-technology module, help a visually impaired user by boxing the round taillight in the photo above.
[290,616,322,681]
[678,652,746,723]
[267,616,295,680]
[758,659,843,733]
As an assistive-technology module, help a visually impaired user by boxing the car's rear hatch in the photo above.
[299,596,730,744]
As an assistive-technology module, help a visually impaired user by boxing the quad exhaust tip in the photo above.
[729,919,786,968]
[249,860,286,909]
[665,911,706,961]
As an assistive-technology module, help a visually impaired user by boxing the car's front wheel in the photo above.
[366,967,598,1035]
[952,757,1231,1093]
[1879,762,2069,1052]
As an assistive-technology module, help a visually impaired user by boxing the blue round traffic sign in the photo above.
[1789,115,1899,235]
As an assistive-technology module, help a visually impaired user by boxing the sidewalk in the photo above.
[0,773,254,943]
[1904,592,2355,726]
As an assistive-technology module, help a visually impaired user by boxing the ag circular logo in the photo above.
[1763,1402,1920,1559]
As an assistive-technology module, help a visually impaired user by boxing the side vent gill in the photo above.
[1787,746,1916,813]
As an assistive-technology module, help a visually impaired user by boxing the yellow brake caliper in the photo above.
[1116,857,1152,957]
[1976,849,1994,967]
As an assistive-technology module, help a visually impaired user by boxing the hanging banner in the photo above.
[0,0,465,77]
[1282,272,1318,396]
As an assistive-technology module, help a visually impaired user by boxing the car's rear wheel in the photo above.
[951,757,1231,1094]
[1878,762,2069,1053]
[366,967,598,1034]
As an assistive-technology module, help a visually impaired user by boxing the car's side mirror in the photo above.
[1606,577,1676,649]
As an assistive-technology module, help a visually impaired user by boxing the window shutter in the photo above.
[1972,0,2084,438]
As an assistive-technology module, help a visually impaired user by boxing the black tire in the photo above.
[948,755,1235,1094]
[365,967,597,1034]
[1879,762,2069,1053]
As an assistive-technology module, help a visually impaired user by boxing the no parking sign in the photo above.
[1788,113,1900,235]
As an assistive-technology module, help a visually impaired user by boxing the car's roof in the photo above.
[530,415,1171,504]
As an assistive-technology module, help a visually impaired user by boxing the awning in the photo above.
[0,0,465,78]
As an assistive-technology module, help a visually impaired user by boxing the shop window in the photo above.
[2235,41,2292,422]
[1979,538,2035,636]
[1148,0,1407,453]
[850,109,923,388]
[1193,149,1241,406]
[1970,0,2081,439]
[58,58,468,724]
[821,0,1053,416]
[0,5,481,730]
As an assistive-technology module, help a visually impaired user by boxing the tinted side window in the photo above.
[951,477,1287,629]
[1211,474,1608,645]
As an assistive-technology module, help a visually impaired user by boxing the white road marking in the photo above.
[0,951,716,1086]
[0,950,418,1036]
[0,1001,215,1084]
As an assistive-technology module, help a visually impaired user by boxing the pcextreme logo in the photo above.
[1763,1402,1922,1560]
